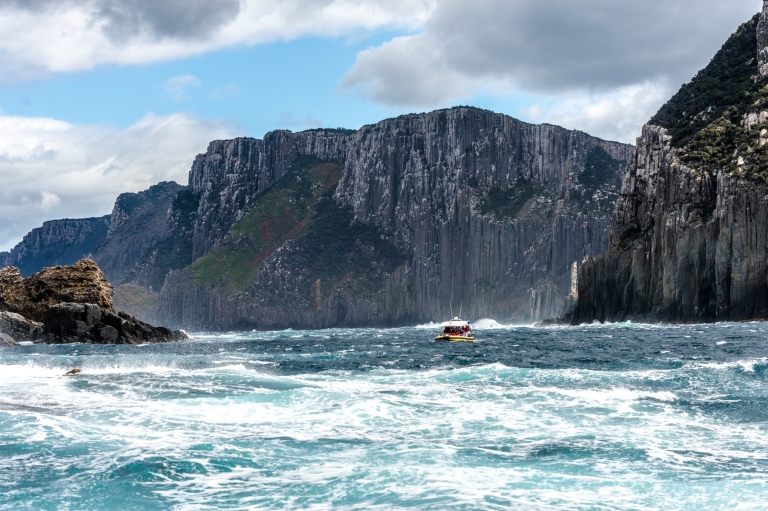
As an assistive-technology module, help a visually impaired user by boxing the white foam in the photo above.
[3,329,768,510]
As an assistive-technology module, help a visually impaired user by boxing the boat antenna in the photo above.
[450,299,453,318]
[459,301,463,319]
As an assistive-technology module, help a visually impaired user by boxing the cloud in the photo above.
[0,0,435,78]
[208,83,242,100]
[38,191,61,211]
[518,82,672,144]
[96,0,241,42]
[338,0,762,141]
[163,74,201,100]
[278,112,323,129]
[343,0,762,104]
[0,112,238,251]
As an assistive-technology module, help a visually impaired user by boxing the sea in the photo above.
[1,320,768,510]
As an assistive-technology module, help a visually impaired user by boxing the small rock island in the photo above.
[0,259,187,346]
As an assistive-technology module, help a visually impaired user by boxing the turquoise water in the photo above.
[1,321,768,510]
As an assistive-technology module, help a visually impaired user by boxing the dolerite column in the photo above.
[757,0,768,78]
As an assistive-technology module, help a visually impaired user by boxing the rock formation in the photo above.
[0,259,186,344]
[571,9,768,324]
[156,108,632,329]
[0,217,110,277]
[93,181,186,287]
[0,259,113,322]
[43,303,186,345]
[2,108,632,330]
[0,312,42,343]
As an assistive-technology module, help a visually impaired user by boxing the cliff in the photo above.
[0,217,110,277]
[93,181,186,287]
[571,7,768,324]
[157,108,632,329]
[2,108,632,330]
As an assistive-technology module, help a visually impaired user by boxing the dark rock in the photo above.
[571,9,768,324]
[0,311,43,342]
[43,303,186,344]
[93,181,185,286]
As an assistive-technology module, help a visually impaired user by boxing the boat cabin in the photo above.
[435,317,474,342]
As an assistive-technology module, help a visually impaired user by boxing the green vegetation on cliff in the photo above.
[473,179,538,220]
[190,157,343,291]
[579,147,623,191]
[287,196,407,284]
[648,13,768,183]
[650,14,761,147]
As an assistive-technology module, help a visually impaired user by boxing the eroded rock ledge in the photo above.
[0,259,186,345]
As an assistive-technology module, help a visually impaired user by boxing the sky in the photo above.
[0,0,763,251]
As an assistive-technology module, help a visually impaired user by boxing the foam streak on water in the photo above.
[2,323,768,509]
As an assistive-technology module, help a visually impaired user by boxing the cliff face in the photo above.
[188,131,353,259]
[93,181,185,287]
[0,217,110,277]
[2,107,632,330]
[572,8,768,324]
[158,108,632,329]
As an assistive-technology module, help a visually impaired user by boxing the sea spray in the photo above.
[1,323,768,509]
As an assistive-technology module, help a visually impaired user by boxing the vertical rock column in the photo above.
[758,0,768,77]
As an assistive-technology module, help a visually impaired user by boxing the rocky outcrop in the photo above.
[571,10,768,324]
[0,259,113,322]
[158,108,632,329]
[0,259,186,344]
[0,217,110,277]
[43,303,185,344]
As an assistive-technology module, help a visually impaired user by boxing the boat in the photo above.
[435,317,475,342]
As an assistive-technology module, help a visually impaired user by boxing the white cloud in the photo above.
[0,112,238,251]
[0,0,436,78]
[163,74,201,100]
[38,191,61,211]
[519,82,672,144]
[340,0,762,141]
[278,112,323,129]
[208,83,242,100]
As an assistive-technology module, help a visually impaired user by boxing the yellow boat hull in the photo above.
[435,335,475,342]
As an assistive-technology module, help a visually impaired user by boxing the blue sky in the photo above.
[0,35,403,136]
[0,31,548,139]
[0,0,762,251]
